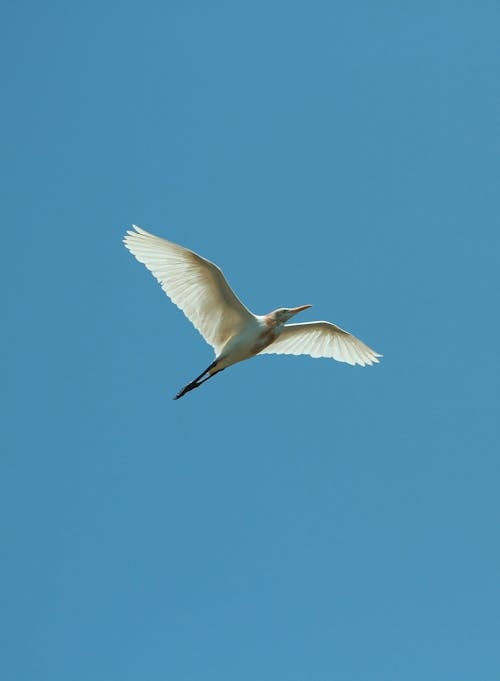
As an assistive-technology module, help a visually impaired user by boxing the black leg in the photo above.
[173,380,202,400]
[173,361,223,400]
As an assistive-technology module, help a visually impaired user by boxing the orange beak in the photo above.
[289,304,312,317]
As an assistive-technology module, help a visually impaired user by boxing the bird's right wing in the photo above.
[123,226,254,355]
[260,321,382,366]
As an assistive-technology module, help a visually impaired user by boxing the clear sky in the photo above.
[2,1,499,680]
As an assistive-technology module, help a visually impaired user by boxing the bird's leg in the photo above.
[174,371,223,400]
[173,360,223,400]
[173,380,202,399]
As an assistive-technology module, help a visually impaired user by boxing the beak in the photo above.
[289,304,312,318]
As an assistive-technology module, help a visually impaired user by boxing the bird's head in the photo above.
[271,304,312,324]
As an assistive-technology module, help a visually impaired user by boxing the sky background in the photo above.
[2,1,499,679]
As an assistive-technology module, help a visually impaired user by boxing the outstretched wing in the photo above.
[123,226,254,355]
[260,321,381,366]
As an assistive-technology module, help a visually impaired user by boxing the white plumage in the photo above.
[260,321,379,366]
[123,225,381,399]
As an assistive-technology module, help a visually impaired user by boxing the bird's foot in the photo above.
[173,380,201,400]
[173,363,222,400]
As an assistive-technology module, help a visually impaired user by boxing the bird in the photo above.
[123,225,382,399]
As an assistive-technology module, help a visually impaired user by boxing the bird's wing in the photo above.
[123,225,255,354]
[260,321,382,366]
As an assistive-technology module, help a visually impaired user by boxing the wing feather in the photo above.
[123,226,254,354]
[260,321,381,367]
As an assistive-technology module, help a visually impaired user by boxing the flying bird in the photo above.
[123,226,381,399]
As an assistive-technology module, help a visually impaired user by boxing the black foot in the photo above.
[173,381,200,400]
[173,363,223,401]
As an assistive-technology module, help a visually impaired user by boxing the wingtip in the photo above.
[123,224,149,245]
[356,351,382,367]
[131,224,146,234]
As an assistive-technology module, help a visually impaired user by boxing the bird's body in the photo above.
[212,315,277,371]
[123,226,381,399]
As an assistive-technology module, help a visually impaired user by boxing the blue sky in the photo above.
[2,1,499,679]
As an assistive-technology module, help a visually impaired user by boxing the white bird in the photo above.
[123,225,382,399]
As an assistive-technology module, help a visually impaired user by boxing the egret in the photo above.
[123,226,382,399]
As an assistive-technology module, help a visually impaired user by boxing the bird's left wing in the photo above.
[260,321,381,366]
[123,226,254,355]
